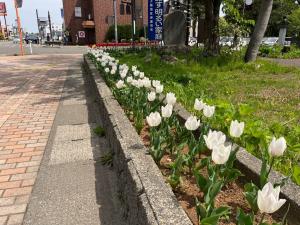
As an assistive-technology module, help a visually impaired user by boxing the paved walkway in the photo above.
[0,55,123,225]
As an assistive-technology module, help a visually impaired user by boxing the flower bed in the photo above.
[87,49,298,225]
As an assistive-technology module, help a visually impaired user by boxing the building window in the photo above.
[120,4,125,15]
[75,7,82,18]
[126,4,131,15]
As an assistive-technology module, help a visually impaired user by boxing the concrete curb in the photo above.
[83,55,300,225]
[83,55,193,225]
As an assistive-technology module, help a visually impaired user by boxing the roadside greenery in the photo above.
[88,48,292,224]
[259,44,300,59]
[109,48,300,185]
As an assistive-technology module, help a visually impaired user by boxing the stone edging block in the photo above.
[83,55,193,225]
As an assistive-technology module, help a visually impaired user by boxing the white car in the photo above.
[262,37,278,46]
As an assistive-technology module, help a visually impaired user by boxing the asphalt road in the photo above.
[0,41,87,56]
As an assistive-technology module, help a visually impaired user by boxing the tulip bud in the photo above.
[204,130,226,150]
[229,120,245,138]
[166,92,177,106]
[268,137,287,157]
[194,98,205,111]
[146,112,162,127]
[203,105,215,118]
[257,182,286,214]
[132,65,137,72]
[185,116,200,131]
[211,143,231,164]
[147,92,156,102]
[161,104,173,118]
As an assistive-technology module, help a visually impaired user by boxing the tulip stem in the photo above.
[267,158,275,177]
[258,213,265,225]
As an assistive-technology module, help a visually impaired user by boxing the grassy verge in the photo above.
[110,48,300,184]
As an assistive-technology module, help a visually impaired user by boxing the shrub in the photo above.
[0,33,4,40]
[105,25,132,42]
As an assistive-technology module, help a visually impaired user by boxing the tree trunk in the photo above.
[244,0,273,62]
[204,0,221,56]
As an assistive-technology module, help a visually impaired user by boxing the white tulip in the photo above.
[166,92,176,106]
[133,70,140,77]
[131,79,138,87]
[120,71,127,79]
[194,99,205,111]
[204,130,226,150]
[126,76,133,84]
[211,143,231,164]
[148,92,156,102]
[146,112,162,127]
[185,116,200,131]
[155,84,164,94]
[104,68,110,73]
[110,69,116,75]
[161,104,173,118]
[116,80,125,89]
[268,137,287,157]
[230,120,245,138]
[101,62,106,67]
[142,78,152,88]
[137,79,144,88]
[139,72,145,79]
[152,80,161,88]
[203,105,215,118]
[257,182,286,214]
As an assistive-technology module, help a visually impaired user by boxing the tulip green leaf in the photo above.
[194,169,208,192]
[236,208,253,225]
[244,183,259,213]
[292,165,300,186]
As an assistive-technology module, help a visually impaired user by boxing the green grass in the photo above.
[110,48,300,184]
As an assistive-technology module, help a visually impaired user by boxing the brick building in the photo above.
[62,0,148,45]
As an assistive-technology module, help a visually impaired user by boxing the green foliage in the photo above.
[288,8,300,37]
[111,48,300,185]
[105,25,132,42]
[94,126,106,137]
[242,0,299,36]
[0,33,4,40]
[100,152,114,167]
[259,44,300,59]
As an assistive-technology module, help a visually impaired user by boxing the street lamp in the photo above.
[121,0,136,47]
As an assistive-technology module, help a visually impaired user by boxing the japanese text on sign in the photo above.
[148,0,164,41]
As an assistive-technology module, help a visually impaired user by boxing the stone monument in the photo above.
[163,10,186,46]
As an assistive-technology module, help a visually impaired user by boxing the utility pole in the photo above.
[48,11,53,41]
[14,0,24,56]
[36,9,42,43]
[131,0,136,48]
[4,14,8,38]
[113,0,118,44]
[185,0,191,46]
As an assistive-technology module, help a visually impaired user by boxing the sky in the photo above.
[0,0,63,33]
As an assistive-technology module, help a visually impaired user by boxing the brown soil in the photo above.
[136,119,281,224]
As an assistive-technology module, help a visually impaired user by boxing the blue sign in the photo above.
[148,0,164,41]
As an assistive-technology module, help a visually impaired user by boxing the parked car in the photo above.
[12,36,24,44]
[262,37,278,46]
[25,34,39,44]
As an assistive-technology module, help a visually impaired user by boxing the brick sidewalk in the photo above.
[0,55,81,225]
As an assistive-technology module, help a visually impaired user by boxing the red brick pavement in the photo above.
[0,55,81,225]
